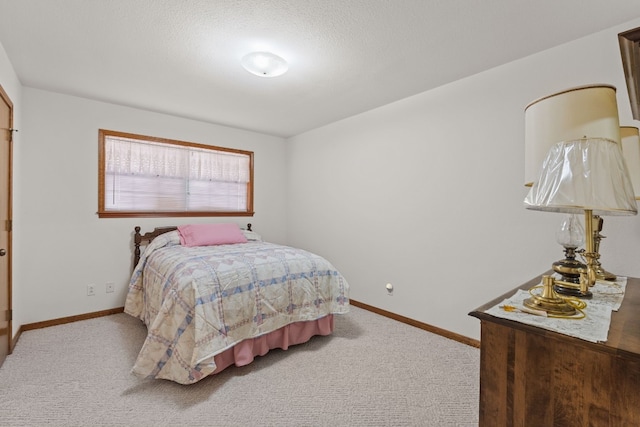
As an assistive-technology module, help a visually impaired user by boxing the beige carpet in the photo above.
[0,306,479,426]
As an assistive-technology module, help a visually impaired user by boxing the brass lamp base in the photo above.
[595,265,616,281]
[552,257,585,284]
[524,275,577,316]
[553,281,593,299]
[593,216,616,281]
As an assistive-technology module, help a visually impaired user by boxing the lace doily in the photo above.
[484,276,626,343]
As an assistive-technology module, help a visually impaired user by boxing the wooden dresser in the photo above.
[469,274,640,427]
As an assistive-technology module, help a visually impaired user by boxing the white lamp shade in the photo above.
[524,84,621,186]
[621,126,640,199]
[524,138,637,216]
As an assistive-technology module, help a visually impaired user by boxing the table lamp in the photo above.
[621,126,640,199]
[524,85,627,291]
[524,136,637,307]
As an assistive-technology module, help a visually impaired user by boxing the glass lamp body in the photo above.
[552,214,586,284]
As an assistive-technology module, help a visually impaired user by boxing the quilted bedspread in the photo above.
[125,231,349,384]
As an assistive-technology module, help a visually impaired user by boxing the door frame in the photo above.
[0,83,13,355]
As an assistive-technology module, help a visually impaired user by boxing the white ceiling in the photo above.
[1,0,640,137]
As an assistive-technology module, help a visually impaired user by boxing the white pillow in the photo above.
[242,229,263,241]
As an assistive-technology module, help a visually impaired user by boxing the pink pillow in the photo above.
[177,223,248,247]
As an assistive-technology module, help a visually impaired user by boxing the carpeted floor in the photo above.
[0,306,479,426]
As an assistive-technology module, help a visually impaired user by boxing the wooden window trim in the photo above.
[97,129,254,218]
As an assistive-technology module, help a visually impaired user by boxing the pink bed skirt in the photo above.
[211,315,335,374]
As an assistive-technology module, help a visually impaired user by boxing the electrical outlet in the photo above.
[106,282,115,293]
[87,284,95,296]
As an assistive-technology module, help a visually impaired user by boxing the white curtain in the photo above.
[106,136,249,183]
[104,135,250,212]
[189,148,250,183]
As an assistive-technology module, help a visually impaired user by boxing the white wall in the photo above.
[286,17,640,341]
[17,88,288,325]
[0,40,22,338]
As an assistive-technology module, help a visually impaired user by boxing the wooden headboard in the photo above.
[133,223,253,268]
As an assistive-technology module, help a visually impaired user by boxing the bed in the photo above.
[124,223,350,384]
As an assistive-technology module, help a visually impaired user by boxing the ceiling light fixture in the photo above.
[241,51,288,77]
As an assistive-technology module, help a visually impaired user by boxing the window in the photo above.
[98,130,254,218]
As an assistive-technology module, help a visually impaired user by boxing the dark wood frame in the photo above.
[133,223,253,267]
[98,129,255,218]
[619,26,640,121]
